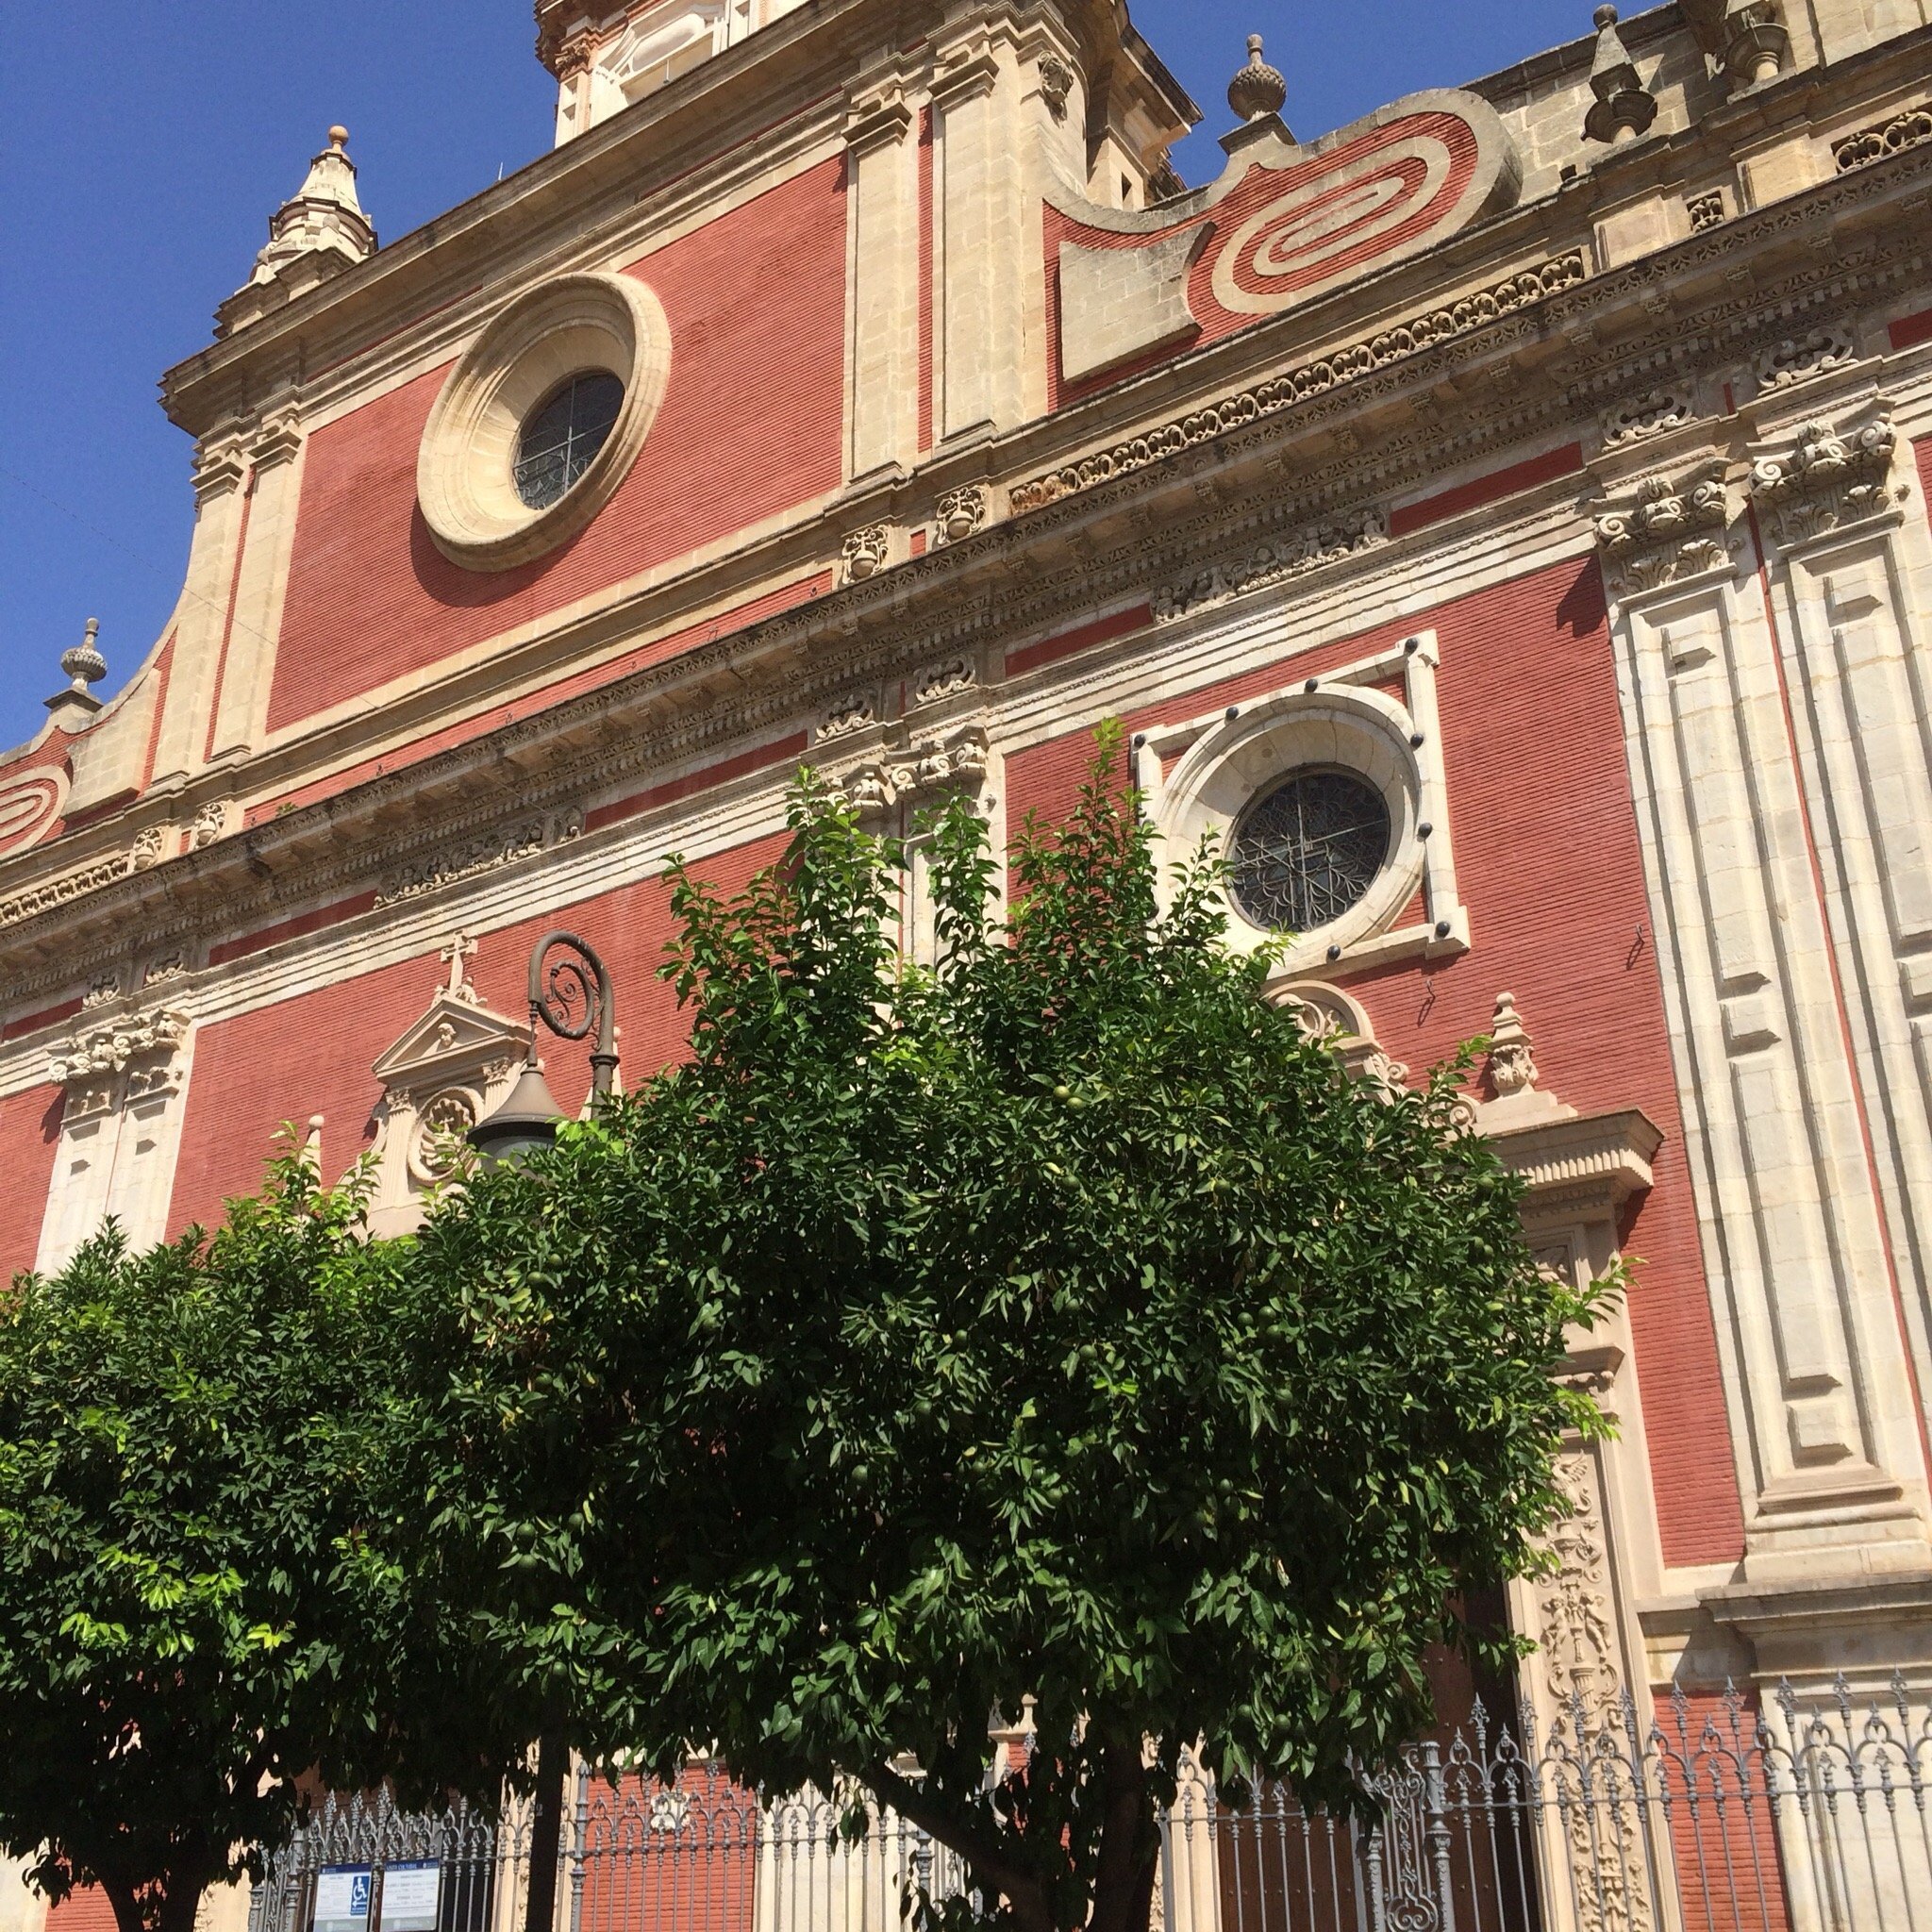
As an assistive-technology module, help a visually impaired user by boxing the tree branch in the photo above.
[864,1760,1054,1932]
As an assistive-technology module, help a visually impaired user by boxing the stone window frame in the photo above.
[1134,630,1470,981]
[417,272,672,574]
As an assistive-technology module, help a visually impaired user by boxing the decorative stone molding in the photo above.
[1747,408,1907,551]
[191,432,249,507]
[128,826,170,873]
[912,657,977,708]
[1833,103,1932,174]
[1273,981,1411,1098]
[417,274,672,573]
[1755,327,1857,392]
[0,768,69,860]
[841,524,891,586]
[1009,254,1589,514]
[189,800,233,851]
[1037,56,1074,121]
[50,1008,191,1092]
[1600,387,1693,447]
[251,404,306,470]
[0,852,137,931]
[374,808,582,909]
[841,728,991,819]
[1592,459,1736,601]
[1152,508,1389,624]
[81,977,122,1012]
[142,953,188,989]
[1687,190,1727,233]
[935,487,989,546]
[1491,1109,1664,1223]
[818,693,878,741]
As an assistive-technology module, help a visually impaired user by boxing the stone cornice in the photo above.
[10,71,1932,1008]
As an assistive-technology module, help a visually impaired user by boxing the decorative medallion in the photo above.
[0,768,70,859]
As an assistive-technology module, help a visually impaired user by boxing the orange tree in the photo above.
[378,735,1608,1932]
[0,1158,487,1932]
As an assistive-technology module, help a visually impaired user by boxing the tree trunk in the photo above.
[521,1732,569,1932]
[99,1860,214,1932]
[1089,1738,1160,1932]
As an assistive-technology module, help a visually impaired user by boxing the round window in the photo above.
[1228,767,1391,934]
[513,371,626,510]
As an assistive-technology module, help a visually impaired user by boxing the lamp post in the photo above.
[462,932,619,1932]
[467,930,620,1164]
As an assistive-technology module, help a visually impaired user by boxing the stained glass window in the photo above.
[513,372,625,510]
[1228,768,1391,934]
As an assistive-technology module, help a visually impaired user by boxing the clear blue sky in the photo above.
[0,0,1586,758]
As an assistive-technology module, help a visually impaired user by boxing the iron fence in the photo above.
[247,1676,1932,1932]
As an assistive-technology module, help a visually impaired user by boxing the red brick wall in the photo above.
[167,831,788,1235]
[1004,553,1747,1568]
[0,1082,64,1281]
[267,158,849,735]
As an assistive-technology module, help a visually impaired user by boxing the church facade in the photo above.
[5,0,1932,1926]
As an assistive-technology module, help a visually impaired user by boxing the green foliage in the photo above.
[0,1153,411,1932]
[391,731,1608,1932]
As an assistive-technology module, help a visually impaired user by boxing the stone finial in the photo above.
[1584,8,1659,144]
[236,126,376,306]
[1722,0,1790,88]
[1488,992,1540,1098]
[46,617,107,721]
[300,1115,325,1174]
[60,618,106,697]
[1227,34,1288,124]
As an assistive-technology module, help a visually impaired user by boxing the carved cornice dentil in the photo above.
[1746,406,1907,552]
[1593,458,1737,602]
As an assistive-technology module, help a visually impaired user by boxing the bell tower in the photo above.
[537,0,812,144]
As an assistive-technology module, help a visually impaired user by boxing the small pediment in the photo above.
[372,991,531,1091]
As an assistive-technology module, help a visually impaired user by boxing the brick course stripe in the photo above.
[208,891,380,968]
[1006,604,1152,678]
[1388,442,1583,538]
[1892,306,1932,351]
[587,732,809,834]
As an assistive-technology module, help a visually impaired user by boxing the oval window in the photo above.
[512,371,626,510]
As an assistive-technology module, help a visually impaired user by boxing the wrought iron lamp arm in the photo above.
[526,930,620,1097]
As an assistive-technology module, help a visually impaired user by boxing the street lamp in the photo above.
[467,930,620,1165]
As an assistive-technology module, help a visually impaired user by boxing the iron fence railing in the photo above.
[247,1675,1932,1932]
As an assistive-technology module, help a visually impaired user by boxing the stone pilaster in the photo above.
[843,88,921,482]
[1593,458,1932,1584]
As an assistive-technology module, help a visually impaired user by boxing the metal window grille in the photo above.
[247,1677,1932,1932]
[1226,770,1391,935]
[513,373,625,510]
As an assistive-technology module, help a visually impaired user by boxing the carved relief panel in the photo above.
[366,937,532,1237]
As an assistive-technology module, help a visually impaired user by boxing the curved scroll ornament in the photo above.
[527,930,620,1096]
[0,769,69,858]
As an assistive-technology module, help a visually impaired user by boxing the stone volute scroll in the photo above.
[367,935,534,1237]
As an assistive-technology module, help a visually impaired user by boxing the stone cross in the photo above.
[440,932,479,1003]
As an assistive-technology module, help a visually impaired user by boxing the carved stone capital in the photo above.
[1747,407,1906,551]
[1592,458,1736,602]
[50,1008,191,1091]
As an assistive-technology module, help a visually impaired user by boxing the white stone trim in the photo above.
[1607,511,1932,1578]
[1135,632,1470,981]
[35,1009,195,1275]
